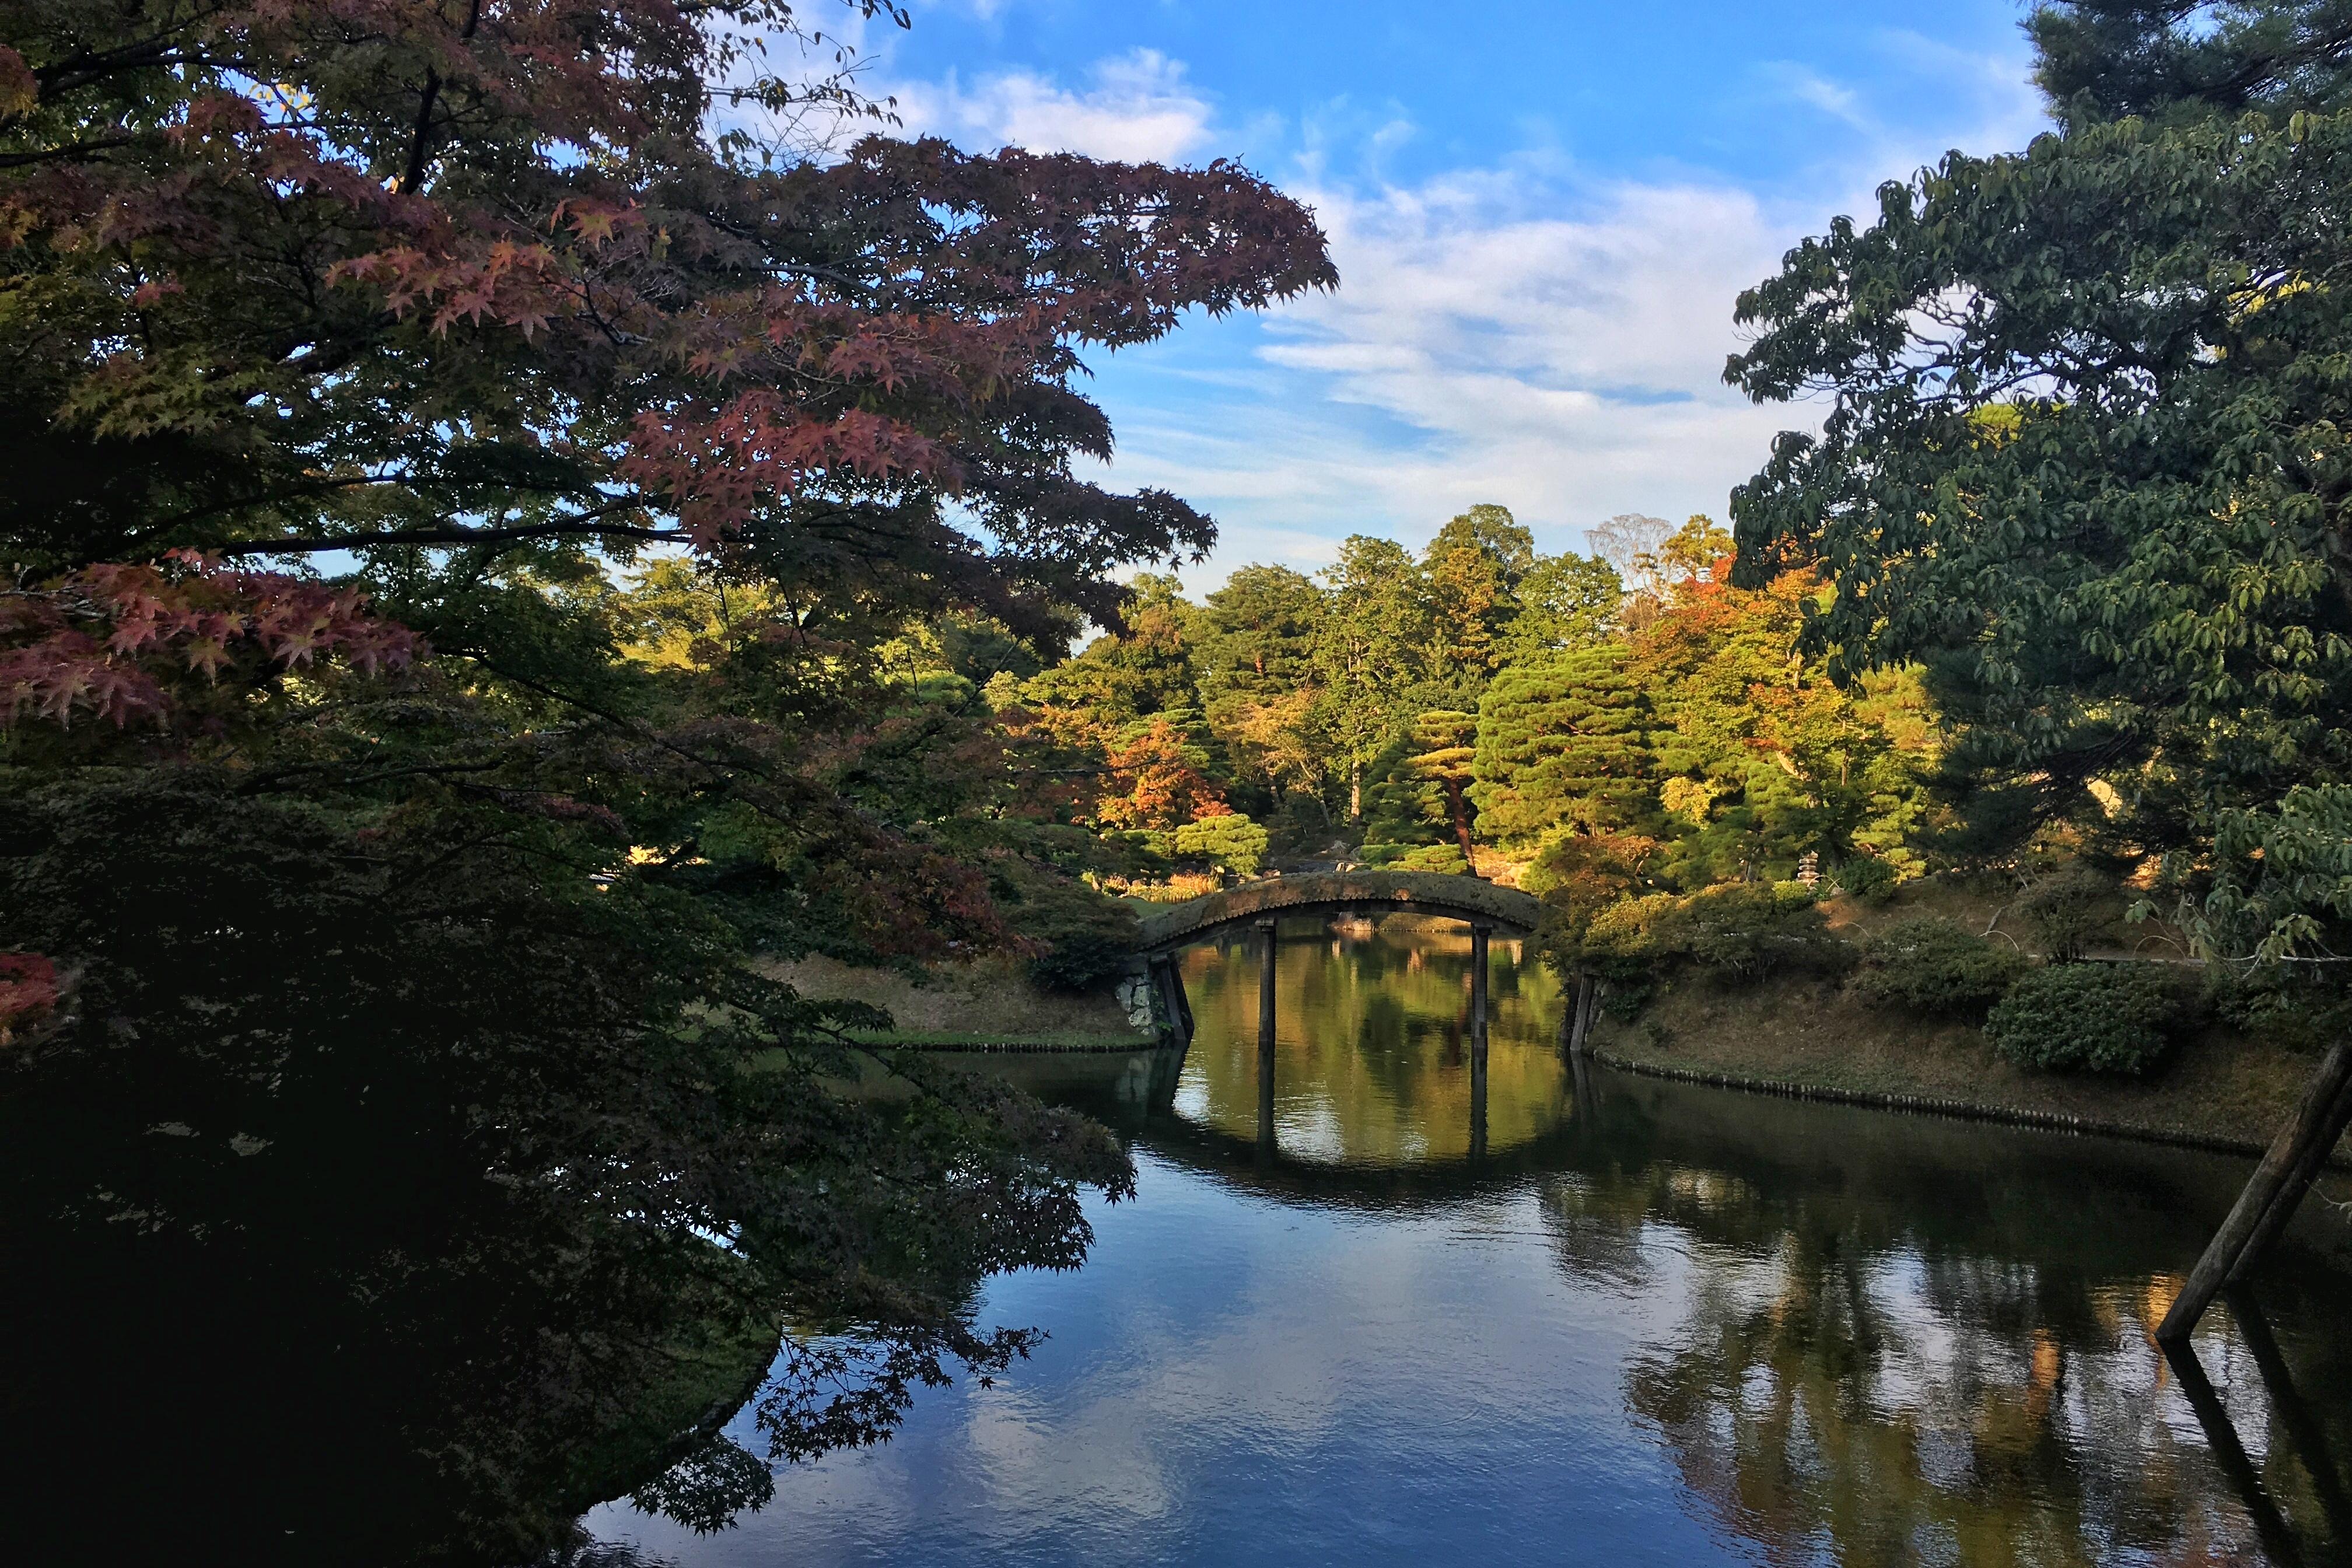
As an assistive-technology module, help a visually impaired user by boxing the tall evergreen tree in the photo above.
[1422,504,1535,694]
[1469,645,1653,853]
[1314,535,1431,819]
[1018,575,1202,740]
[1194,564,1328,801]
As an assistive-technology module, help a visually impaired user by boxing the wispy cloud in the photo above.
[890,48,1216,162]
[1086,161,1804,576]
[865,28,2051,586]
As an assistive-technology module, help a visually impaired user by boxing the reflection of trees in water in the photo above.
[1542,1134,2351,1566]
[0,1046,1108,1563]
[1174,918,1568,1163]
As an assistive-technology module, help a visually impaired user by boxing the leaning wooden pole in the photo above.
[2157,1037,2352,1343]
[2227,1068,2352,1289]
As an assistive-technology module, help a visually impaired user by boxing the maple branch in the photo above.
[29,18,223,99]
[0,137,142,169]
[463,656,816,824]
[239,758,512,795]
[210,517,685,556]
[398,0,482,195]
[401,68,443,195]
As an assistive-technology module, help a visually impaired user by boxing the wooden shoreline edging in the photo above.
[863,1038,1167,1055]
[1583,1045,2352,1171]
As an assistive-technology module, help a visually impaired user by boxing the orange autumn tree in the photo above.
[1097,716,1231,834]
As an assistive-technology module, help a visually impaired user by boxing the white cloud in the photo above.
[863,32,2052,588]
[1091,37,2052,584]
[1089,163,1803,573]
[890,48,1216,162]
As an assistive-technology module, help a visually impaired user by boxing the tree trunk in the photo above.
[1445,779,1474,864]
[1349,758,1363,823]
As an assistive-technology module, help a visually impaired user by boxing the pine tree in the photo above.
[1422,504,1534,694]
[1469,645,1654,853]
[1194,564,1328,800]
[1407,708,1481,863]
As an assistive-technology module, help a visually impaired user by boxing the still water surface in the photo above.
[586,916,2352,1566]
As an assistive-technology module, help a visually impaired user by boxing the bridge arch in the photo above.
[1130,871,1548,1052]
[1133,869,1544,955]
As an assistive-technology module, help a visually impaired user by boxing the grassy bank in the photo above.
[1586,869,2351,1166]
[760,954,1152,1051]
[1586,976,2352,1157]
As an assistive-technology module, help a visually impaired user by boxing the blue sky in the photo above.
[823,1,2052,585]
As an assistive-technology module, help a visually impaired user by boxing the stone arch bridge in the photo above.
[1130,871,1546,1048]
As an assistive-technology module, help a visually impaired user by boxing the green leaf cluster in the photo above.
[1851,916,2029,1019]
[1985,962,2182,1075]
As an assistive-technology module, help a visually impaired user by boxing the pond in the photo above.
[575,914,2352,1567]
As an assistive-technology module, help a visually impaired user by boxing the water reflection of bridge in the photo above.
[977,1035,2352,1563]
[963,901,2352,1566]
[1129,873,1550,1162]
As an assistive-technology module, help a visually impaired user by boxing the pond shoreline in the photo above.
[1579,1043,2347,1163]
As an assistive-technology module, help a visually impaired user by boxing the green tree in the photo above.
[1019,575,1203,740]
[1632,570,1928,888]
[1647,514,1734,587]
[1422,503,1535,694]
[1726,0,2352,960]
[1499,552,1623,664]
[1313,535,1432,820]
[1194,564,1328,802]
[1469,645,1654,854]
[2028,0,2352,128]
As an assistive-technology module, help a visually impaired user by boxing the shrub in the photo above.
[2208,965,2352,1055]
[1835,854,1899,904]
[1668,884,1824,981]
[1172,812,1269,879]
[2017,866,2113,961]
[1985,963,2178,1076]
[1391,842,1471,875]
[1584,881,1851,984]
[1005,879,1141,991]
[1851,916,2026,1019]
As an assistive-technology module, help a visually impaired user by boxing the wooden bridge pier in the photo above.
[1256,916,1278,1052]
[1146,953,1194,1046]
[1469,923,1491,1047]
[1469,923,1492,1159]
[1256,917,1278,1154]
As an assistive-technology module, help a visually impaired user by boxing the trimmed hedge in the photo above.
[1850,916,2026,1020]
[1584,881,1851,984]
[1007,878,1142,991]
[1985,963,2178,1076]
[1835,855,1899,904]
